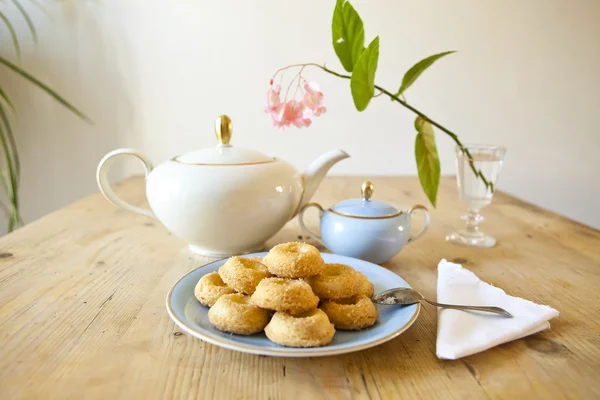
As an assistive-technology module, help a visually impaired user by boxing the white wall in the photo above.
[2,0,599,230]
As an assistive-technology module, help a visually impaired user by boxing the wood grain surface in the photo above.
[0,176,598,400]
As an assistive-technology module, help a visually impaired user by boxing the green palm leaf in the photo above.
[0,11,22,62]
[0,104,20,180]
[0,55,91,122]
[0,87,16,115]
[11,0,38,43]
[0,109,19,230]
[0,1,90,231]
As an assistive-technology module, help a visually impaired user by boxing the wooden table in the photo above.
[0,176,599,399]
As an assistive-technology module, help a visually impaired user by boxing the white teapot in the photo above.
[96,115,349,256]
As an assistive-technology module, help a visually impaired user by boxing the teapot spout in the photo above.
[294,149,350,216]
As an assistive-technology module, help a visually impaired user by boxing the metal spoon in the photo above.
[372,287,513,317]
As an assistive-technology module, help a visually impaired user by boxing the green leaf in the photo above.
[0,11,22,63]
[0,126,11,199]
[0,102,20,230]
[0,55,92,123]
[414,117,440,207]
[12,0,37,44]
[396,51,455,97]
[0,104,19,180]
[332,0,365,73]
[0,88,16,115]
[350,36,379,111]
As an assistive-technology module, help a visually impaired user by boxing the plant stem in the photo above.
[303,63,493,191]
[375,85,493,191]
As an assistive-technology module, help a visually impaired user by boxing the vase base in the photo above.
[445,232,496,248]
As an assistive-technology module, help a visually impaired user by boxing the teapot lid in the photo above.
[331,181,401,218]
[173,115,275,165]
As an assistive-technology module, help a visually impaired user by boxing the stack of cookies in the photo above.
[194,242,378,348]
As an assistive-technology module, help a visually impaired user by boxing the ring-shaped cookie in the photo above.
[305,264,361,300]
[262,242,324,278]
[194,271,236,307]
[251,277,319,315]
[320,295,378,330]
[208,293,271,335]
[264,308,335,347]
[355,271,374,297]
[218,256,271,295]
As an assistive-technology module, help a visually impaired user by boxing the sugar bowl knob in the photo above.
[361,181,374,201]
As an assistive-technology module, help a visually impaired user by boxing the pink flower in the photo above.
[265,86,282,114]
[271,100,311,129]
[265,70,326,129]
[282,100,302,123]
[271,108,289,128]
[303,82,326,116]
[285,100,312,128]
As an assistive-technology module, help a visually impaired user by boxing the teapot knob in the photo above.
[361,181,374,201]
[215,115,232,145]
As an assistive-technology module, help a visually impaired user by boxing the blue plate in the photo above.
[166,252,420,357]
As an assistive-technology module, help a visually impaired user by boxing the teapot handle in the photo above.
[407,204,430,243]
[96,148,156,219]
[298,203,324,244]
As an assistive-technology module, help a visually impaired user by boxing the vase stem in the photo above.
[464,208,484,235]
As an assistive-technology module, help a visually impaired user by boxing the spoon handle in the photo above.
[425,299,513,317]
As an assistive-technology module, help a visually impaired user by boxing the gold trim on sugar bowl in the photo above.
[327,208,404,219]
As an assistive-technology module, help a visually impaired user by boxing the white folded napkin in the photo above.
[436,259,559,360]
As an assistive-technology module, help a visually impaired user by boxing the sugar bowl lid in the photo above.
[173,115,275,165]
[331,181,401,218]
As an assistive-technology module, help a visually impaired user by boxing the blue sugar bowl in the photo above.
[298,181,430,265]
